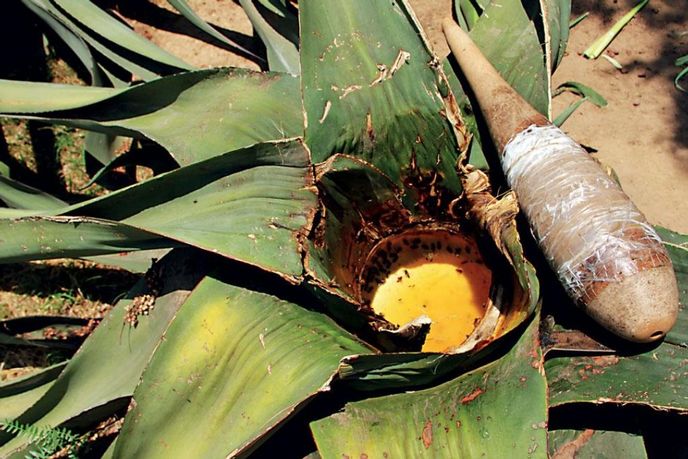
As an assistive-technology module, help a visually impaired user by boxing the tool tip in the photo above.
[587,265,679,343]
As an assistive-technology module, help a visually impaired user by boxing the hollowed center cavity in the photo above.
[360,231,492,352]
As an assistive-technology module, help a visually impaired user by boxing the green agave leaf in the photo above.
[569,12,590,29]
[0,364,67,421]
[0,316,89,353]
[311,316,547,457]
[255,0,291,18]
[546,228,688,411]
[239,0,300,75]
[553,81,608,126]
[0,249,205,455]
[554,81,608,107]
[541,0,571,72]
[51,0,192,73]
[0,141,315,278]
[66,140,315,279]
[0,333,39,347]
[553,98,586,127]
[20,0,104,85]
[338,351,484,390]
[300,0,466,198]
[0,176,67,211]
[546,345,688,410]
[0,216,171,263]
[167,0,264,62]
[465,0,550,116]
[0,80,123,113]
[114,276,370,458]
[22,0,186,81]
[0,68,302,166]
[548,429,647,459]
[455,0,484,31]
[648,229,686,348]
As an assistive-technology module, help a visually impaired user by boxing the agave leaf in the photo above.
[441,61,489,170]
[546,345,688,410]
[0,249,205,455]
[540,0,571,72]
[464,0,550,116]
[553,98,586,127]
[300,0,468,197]
[455,0,484,31]
[20,0,104,85]
[310,316,547,457]
[0,334,38,348]
[0,364,67,421]
[21,0,187,81]
[114,275,370,458]
[239,0,300,75]
[51,0,192,73]
[0,141,315,277]
[0,176,67,211]
[582,0,649,60]
[554,81,608,106]
[65,140,315,280]
[0,68,302,166]
[0,80,124,113]
[0,216,171,263]
[548,429,647,459]
[167,0,264,61]
[569,12,590,29]
[545,228,688,411]
[553,82,607,127]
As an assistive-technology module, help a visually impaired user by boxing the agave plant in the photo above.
[0,0,686,457]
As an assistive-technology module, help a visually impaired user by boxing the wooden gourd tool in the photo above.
[443,19,678,342]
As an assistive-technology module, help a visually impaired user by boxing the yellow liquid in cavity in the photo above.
[369,251,492,353]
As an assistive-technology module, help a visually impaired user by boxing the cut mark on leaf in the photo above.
[339,85,363,99]
[370,49,411,87]
[421,420,433,448]
[319,100,332,124]
[461,387,485,405]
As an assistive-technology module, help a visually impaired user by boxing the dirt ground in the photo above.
[125,0,688,233]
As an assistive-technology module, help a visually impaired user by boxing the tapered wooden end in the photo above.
[588,265,679,343]
[442,18,548,152]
